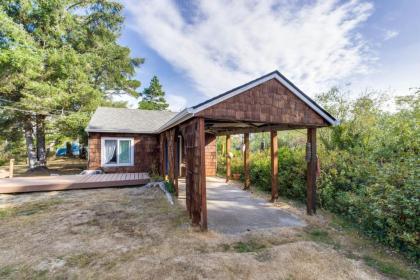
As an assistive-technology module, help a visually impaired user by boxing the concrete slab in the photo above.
[178,177,305,234]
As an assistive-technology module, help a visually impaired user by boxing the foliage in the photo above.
[164,180,175,194]
[138,76,169,110]
[217,89,420,260]
[0,0,143,165]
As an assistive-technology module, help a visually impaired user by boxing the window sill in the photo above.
[101,164,134,167]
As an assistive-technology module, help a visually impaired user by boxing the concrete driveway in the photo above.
[178,177,305,234]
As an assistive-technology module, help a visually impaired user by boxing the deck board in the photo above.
[0,173,150,194]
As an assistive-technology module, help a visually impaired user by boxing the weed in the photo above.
[0,265,48,280]
[66,253,100,268]
[0,265,15,278]
[307,229,332,244]
[362,255,418,279]
[0,208,14,219]
[0,199,62,219]
[306,228,343,250]
[221,244,231,252]
[233,240,266,253]
[164,181,175,193]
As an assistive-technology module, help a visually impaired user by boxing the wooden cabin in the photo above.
[86,71,338,229]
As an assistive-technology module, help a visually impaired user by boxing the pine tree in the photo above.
[138,76,169,110]
[0,1,143,169]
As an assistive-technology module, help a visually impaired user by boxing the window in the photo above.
[101,137,134,166]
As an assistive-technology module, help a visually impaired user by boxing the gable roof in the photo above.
[86,107,178,134]
[157,70,338,132]
[86,71,338,134]
[192,71,337,123]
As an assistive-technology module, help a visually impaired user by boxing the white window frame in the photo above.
[101,137,135,167]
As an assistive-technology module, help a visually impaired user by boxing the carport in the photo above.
[158,71,338,230]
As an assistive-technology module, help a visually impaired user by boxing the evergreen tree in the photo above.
[0,1,143,169]
[138,76,169,110]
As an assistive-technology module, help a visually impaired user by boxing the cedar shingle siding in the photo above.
[196,79,327,126]
[205,133,217,176]
[88,132,159,173]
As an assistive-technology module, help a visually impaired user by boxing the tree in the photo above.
[0,1,143,169]
[0,7,44,168]
[138,76,169,110]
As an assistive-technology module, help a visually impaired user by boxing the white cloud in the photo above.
[112,93,186,112]
[111,94,139,108]
[166,94,187,111]
[384,30,399,41]
[123,0,374,97]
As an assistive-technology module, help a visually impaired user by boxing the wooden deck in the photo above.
[0,173,150,194]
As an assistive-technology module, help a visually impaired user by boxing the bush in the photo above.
[164,181,175,194]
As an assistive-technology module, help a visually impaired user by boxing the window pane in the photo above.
[119,140,131,164]
[104,140,117,164]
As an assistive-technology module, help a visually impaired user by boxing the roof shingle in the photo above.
[86,107,178,134]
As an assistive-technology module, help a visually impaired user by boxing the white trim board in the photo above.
[100,137,135,167]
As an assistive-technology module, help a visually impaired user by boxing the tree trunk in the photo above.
[24,116,36,169]
[66,142,72,157]
[35,114,47,166]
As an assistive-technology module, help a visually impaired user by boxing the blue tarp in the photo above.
[55,143,80,156]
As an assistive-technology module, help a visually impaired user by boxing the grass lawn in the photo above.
[0,157,87,178]
[0,184,417,279]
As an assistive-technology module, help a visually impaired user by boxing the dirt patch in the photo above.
[0,185,412,279]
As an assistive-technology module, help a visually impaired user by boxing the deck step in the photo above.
[0,173,150,194]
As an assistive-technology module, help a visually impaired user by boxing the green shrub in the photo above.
[164,181,175,194]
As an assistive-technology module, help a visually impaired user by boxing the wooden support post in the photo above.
[243,133,250,189]
[174,134,179,197]
[270,130,278,202]
[168,132,174,186]
[226,135,231,182]
[306,128,317,215]
[198,118,207,230]
[159,133,165,178]
[9,159,14,178]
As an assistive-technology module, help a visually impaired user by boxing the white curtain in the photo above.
[105,140,117,164]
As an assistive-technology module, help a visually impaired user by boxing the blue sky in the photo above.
[117,0,420,111]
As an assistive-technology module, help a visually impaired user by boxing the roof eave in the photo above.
[85,128,158,134]
[157,108,194,133]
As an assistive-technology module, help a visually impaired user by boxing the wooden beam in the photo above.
[226,135,231,182]
[306,128,317,215]
[243,133,250,189]
[270,130,278,202]
[211,123,324,136]
[198,117,207,230]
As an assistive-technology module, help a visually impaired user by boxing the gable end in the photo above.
[193,71,337,126]
[195,78,330,126]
